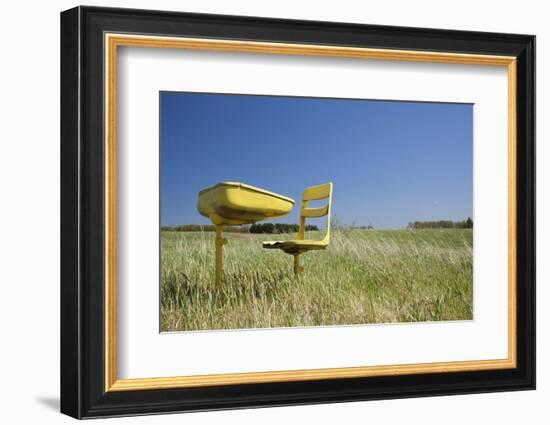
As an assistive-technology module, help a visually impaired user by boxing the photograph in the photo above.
[160,91,474,332]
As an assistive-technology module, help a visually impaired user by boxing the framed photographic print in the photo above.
[60,6,535,419]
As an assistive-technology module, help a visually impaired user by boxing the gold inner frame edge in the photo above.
[104,33,518,392]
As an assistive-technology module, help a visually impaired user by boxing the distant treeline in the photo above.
[249,223,318,234]
[161,224,249,233]
[161,223,318,234]
[407,218,473,229]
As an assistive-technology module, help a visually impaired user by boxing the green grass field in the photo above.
[160,229,473,332]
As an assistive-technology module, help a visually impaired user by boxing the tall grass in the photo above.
[160,229,473,331]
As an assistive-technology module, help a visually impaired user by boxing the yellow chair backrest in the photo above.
[297,182,333,243]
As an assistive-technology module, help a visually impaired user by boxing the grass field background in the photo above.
[160,228,473,332]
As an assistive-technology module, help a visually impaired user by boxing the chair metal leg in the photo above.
[293,254,303,276]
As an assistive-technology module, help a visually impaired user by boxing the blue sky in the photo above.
[160,92,472,229]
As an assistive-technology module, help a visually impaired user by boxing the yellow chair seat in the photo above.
[261,182,333,275]
[263,239,328,255]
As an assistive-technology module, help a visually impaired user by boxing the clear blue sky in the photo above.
[160,92,472,229]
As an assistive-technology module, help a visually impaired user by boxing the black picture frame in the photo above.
[61,5,535,419]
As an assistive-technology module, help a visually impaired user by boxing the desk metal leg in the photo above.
[215,225,227,286]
